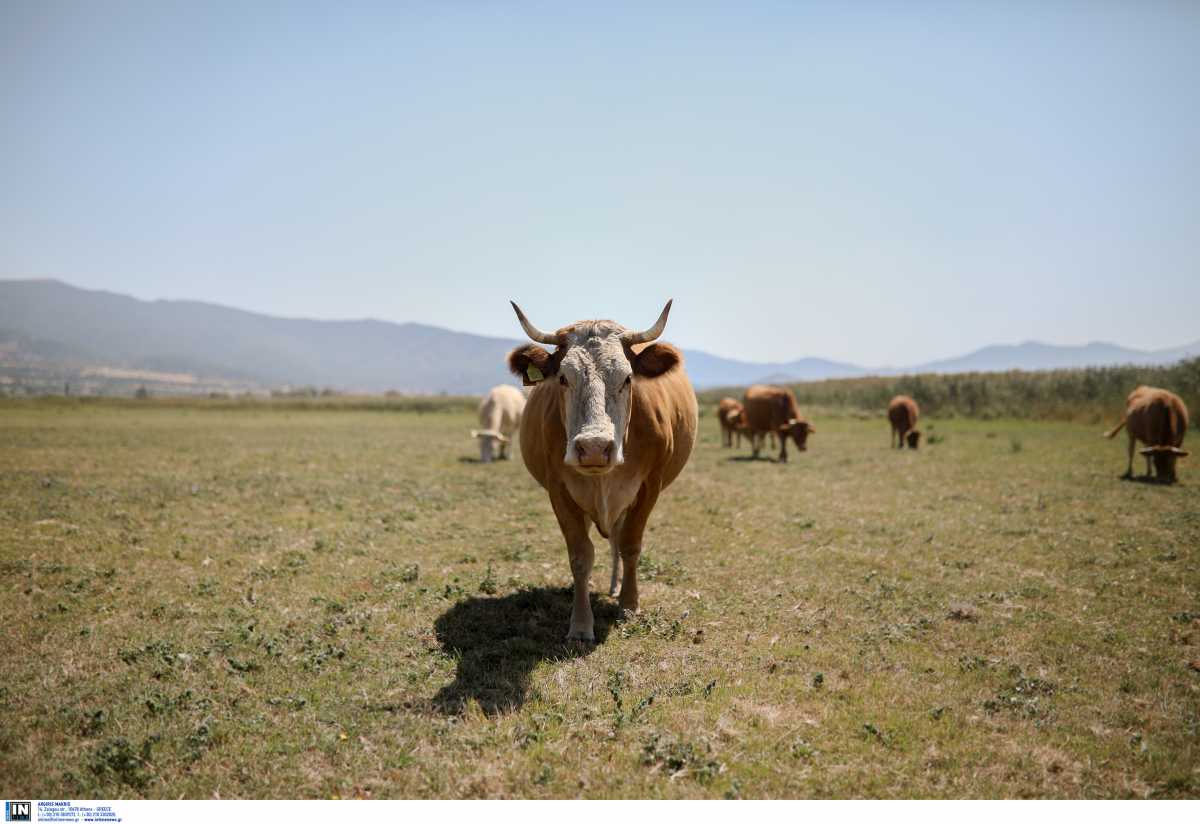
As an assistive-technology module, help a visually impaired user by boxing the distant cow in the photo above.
[507,300,698,641]
[717,398,746,448]
[888,395,921,449]
[471,384,526,463]
[741,384,815,462]
[1104,385,1189,483]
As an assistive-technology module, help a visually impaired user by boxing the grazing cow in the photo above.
[888,395,921,449]
[1104,386,1189,483]
[717,398,745,448]
[507,300,698,641]
[471,384,526,463]
[720,399,776,450]
[741,384,815,462]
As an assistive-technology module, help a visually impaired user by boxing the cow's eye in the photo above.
[558,375,568,387]
[623,376,632,389]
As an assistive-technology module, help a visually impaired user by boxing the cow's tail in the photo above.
[1165,401,1180,446]
[1103,417,1126,439]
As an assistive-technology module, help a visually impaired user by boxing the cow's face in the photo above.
[1146,446,1187,483]
[472,430,508,463]
[786,420,814,451]
[906,430,921,449]
[508,302,680,475]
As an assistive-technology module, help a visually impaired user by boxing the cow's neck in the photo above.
[562,464,643,537]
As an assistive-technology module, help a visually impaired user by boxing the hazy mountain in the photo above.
[904,339,1200,375]
[1,279,1196,395]
[678,350,867,387]
[0,279,523,394]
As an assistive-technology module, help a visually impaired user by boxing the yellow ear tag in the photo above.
[526,364,544,383]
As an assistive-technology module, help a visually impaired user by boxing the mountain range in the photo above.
[1,279,1197,395]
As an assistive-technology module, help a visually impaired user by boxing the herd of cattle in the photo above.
[466,302,1190,640]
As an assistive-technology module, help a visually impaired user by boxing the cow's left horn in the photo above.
[510,301,560,345]
[621,299,673,346]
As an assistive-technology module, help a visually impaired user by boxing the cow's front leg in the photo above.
[567,537,596,640]
[548,485,595,641]
[617,484,661,615]
[778,431,789,463]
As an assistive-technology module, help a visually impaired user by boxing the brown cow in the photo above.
[741,384,814,462]
[720,400,775,451]
[717,397,745,448]
[1104,385,1189,483]
[888,395,921,449]
[507,300,698,641]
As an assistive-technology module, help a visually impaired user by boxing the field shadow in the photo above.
[456,456,514,464]
[726,455,778,463]
[1121,474,1179,486]
[431,586,618,715]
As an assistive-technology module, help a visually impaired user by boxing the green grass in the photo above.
[1,403,1198,798]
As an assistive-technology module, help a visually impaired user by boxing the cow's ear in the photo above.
[631,342,681,378]
[508,345,556,385]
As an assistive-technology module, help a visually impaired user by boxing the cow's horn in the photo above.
[510,301,560,345]
[621,299,673,346]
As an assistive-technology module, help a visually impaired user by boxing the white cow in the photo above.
[472,384,526,463]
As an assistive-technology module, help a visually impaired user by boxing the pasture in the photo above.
[1,400,1197,798]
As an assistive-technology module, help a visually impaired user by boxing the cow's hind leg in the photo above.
[548,485,596,642]
[607,513,626,598]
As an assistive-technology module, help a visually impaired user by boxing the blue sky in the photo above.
[2,1,1198,365]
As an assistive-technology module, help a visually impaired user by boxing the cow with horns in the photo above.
[507,300,698,641]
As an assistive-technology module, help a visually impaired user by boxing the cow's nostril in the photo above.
[576,443,588,463]
[603,444,612,460]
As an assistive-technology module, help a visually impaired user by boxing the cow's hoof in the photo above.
[565,628,595,643]
[608,585,620,598]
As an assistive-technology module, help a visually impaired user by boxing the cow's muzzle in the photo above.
[572,435,615,470]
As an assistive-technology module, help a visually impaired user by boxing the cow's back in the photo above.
[742,384,797,433]
[479,385,525,435]
[1128,388,1189,448]
[888,395,919,431]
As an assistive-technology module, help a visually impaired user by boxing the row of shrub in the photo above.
[697,357,1200,423]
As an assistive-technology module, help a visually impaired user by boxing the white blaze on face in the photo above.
[558,323,634,471]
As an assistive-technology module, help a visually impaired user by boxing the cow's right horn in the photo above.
[621,299,673,346]
[510,301,560,345]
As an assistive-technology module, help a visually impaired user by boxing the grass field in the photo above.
[1,401,1198,798]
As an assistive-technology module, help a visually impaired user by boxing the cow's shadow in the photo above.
[1121,473,1179,486]
[431,586,618,716]
[726,455,779,463]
